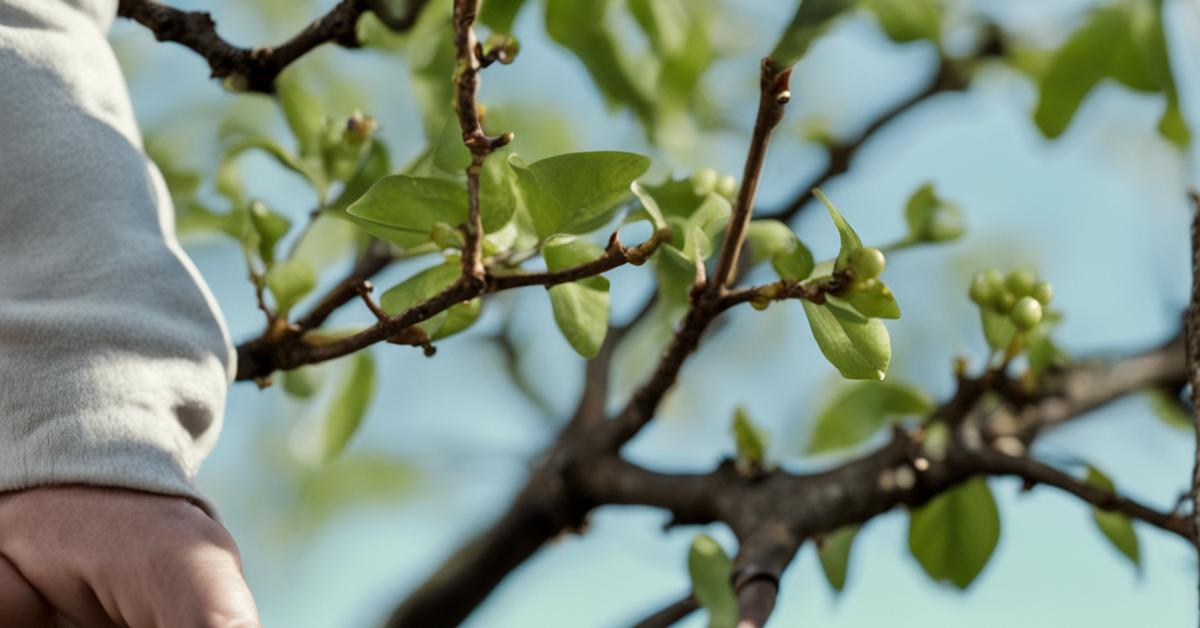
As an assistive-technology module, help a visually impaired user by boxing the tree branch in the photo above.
[1186,190,1200,614]
[116,0,429,93]
[710,59,792,291]
[629,594,698,628]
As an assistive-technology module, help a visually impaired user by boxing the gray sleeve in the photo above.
[0,0,234,513]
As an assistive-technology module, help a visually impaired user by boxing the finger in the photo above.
[0,553,53,628]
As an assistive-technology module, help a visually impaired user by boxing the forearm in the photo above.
[0,0,232,512]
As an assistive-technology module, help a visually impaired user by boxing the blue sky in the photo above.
[112,0,1200,625]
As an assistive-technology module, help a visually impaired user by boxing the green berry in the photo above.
[1032,281,1053,305]
[849,247,886,279]
[1010,296,1043,330]
[993,291,1015,313]
[690,168,718,195]
[969,272,994,305]
[1005,269,1037,297]
[715,175,737,199]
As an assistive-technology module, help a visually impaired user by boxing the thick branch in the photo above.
[1187,190,1200,615]
[116,0,428,93]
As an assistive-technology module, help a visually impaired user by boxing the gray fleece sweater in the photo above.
[0,0,232,511]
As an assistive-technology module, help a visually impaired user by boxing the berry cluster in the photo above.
[969,269,1053,331]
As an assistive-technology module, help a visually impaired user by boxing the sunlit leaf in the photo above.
[509,151,650,238]
[818,525,858,593]
[266,259,317,315]
[544,240,610,358]
[688,534,737,628]
[1084,466,1140,568]
[865,0,941,44]
[769,0,854,69]
[803,299,891,380]
[908,477,1000,589]
[731,406,770,465]
[807,379,931,454]
[380,259,461,335]
[321,351,376,461]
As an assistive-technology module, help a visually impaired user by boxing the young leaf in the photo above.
[802,299,891,380]
[746,219,798,264]
[980,308,1017,352]
[807,380,932,454]
[813,189,862,270]
[903,183,964,243]
[434,299,482,341]
[380,259,461,336]
[769,0,855,69]
[321,351,376,461]
[282,366,322,399]
[1146,388,1191,432]
[688,535,737,628]
[864,0,941,44]
[1033,1,1189,146]
[276,71,326,158]
[346,176,466,248]
[818,526,859,593]
[224,135,328,199]
[544,0,657,129]
[843,283,901,319]
[1084,466,1140,568]
[630,180,669,230]
[731,406,770,465]
[249,201,291,265]
[509,151,651,237]
[908,477,1001,589]
[266,259,317,315]
[544,240,610,358]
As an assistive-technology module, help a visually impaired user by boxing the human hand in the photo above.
[0,486,259,627]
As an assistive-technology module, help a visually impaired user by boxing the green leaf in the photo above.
[320,352,376,462]
[843,282,900,319]
[731,406,770,464]
[266,259,317,315]
[347,175,465,247]
[282,366,322,399]
[903,183,964,243]
[249,201,291,265]
[544,240,610,358]
[688,534,737,628]
[545,0,656,129]
[1034,1,1189,146]
[1146,388,1191,431]
[769,0,854,69]
[814,189,862,270]
[479,0,530,33]
[276,71,327,158]
[865,0,941,44]
[1084,466,1141,568]
[434,299,482,341]
[746,219,800,265]
[772,243,816,281]
[224,135,328,199]
[980,308,1017,352]
[329,142,392,213]
[802,299,891,380]
[818,526,858,593]
[509,151,650,238]
[908,477,1000,589]
[807,379,932,454]
[630,181,669,230]
[380,259,461,336]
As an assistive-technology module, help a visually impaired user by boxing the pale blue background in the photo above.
[111,0,1200,626]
